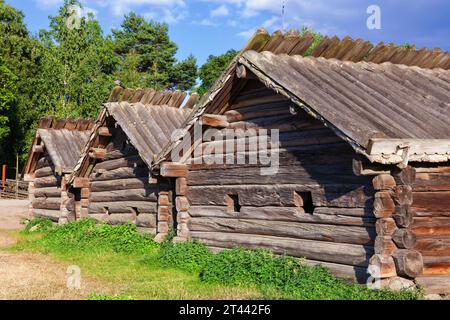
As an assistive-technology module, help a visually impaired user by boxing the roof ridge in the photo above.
[107,87,199,109]
[37,117,94,131]
[241,28,450,70]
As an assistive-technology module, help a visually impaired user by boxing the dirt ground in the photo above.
[0,199,116,300]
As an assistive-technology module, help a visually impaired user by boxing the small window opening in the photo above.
[103,207,110,215]
[293,191,315,214]
[226,194,241,213]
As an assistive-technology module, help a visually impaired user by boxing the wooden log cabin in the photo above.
[151,29,450,293]
[66,88,197,237]
[22,118,94,223]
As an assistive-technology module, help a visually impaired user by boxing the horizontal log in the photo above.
[136,213,157,228]
[392,249,424,278]
[36,156,52,170]
[188,206,375,227]
[90,178,150,192]
[415,276,450,294]
[412,217,450,236]
[190,231,373,267]
[103,148,138,161]
[32,198,61,210]
[32,209,60,222]
[89,148,107,160]
[35,166,55,178]
[412,192,450,212]
[160,162,188,178]
[187,166,372,186]
[189,217,375,245]
[98,126,113,137]
[89,188,157,203]
[90,167,149,181]
[200,114,229,128]
[34,176,58,188]
[304,259,369,283]
[414,173,450,192]
[88,201,157,214]
[33,187,61,198]
[94,156,146,172]
[414,235,450,256]
[186,184,373,209]
[32,144,45,154]
[73,177,90,188]
[89,213,135,225]
[422,264,450,276]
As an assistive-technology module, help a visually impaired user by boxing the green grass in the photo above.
[12,218,423,300]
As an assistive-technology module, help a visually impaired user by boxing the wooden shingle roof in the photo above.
[69,87,198,182]
[23,118,94,178]
[155,28,450,167]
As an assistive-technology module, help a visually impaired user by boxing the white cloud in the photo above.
[193,18,219,27]
[210,5,229,17]
[36,0,62,8]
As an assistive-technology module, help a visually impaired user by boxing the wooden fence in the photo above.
[0,179,28,199]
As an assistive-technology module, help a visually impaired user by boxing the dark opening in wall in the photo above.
[103,207,110,215]
[131,207,139,222]
[226,194,241,213]
[294,191,315,214]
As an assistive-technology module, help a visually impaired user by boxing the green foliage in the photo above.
[88,293,132,300]
[197,49,238,96]
[300,26,324,56]
[18,219,423,300]
[200,248,421,300]
[22,218,158,254]
[23,217,55,234]
[112,12,197,90]
[157,241,213,272]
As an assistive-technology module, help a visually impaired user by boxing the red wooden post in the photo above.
[2,164,6,191]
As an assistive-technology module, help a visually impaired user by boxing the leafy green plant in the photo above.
[157,241,213,272]
[88,293,132,300]
[23,217,55,234]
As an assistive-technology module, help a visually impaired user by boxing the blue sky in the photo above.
[6,0,450,65]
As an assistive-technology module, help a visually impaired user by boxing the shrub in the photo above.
[25,218,158,254]
[23,217,54,234]
[157,241,213,272]
[200,248,422,300]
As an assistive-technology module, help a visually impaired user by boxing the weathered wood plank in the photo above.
[90,167,149,181]
[188,206,375,227]
[189,217,375,245]
[90,178,150,192]
[89,189,157,203]
[88,201,157,214]
[190,231,373,267]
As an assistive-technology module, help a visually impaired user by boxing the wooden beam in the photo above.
[89,148,107,160]
[23,174,35,182]
[352,157,390,176]
[73,177,90,189]
[199,114,229,128]
[368,139,450,157]
[98,126,113,137]
[160,162,188,177]
[32,145,45,154]
[236,64,257,80]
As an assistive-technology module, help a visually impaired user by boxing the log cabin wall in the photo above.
[177,81,377,282]
[411,162,450,293]
[30,154,63,222]
[79,123,161,235]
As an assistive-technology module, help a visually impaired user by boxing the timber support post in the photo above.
[368,166,423,290]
